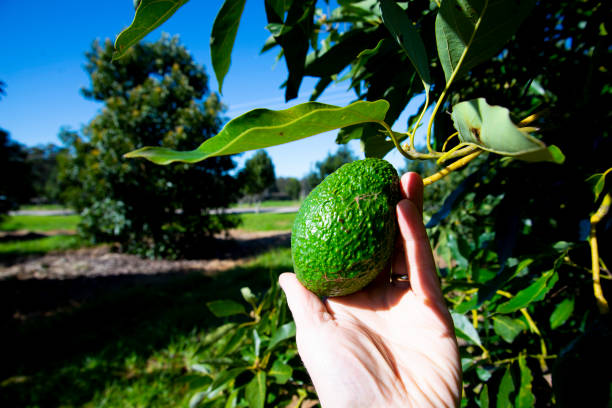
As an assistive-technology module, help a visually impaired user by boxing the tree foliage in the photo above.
[303,145,356,193]
[58,36,239,258]
[0,129,33,215]
[238,150,276,198]
[112,1,611,405]
[25,144,65,204]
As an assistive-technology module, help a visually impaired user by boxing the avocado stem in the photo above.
[423,149,483,186]
[590,192,610,314]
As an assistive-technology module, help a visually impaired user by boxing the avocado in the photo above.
[291,158,400,297]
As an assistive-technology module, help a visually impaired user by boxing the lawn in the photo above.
[238,212,296,232]
[0,247,297,407]
[231,200,301,209]
[0,214,80,232]
[0,211,296,261]
[0,215,82,260]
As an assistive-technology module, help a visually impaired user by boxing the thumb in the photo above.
[279,273,332,327]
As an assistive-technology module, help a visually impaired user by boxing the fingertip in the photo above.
[400,172,424,214]
[278,272,331,326]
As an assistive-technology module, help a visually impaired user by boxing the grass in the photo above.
[0,247,294,407]
[0,215,80,232]
[238,212,296,231]
[19,204,70,211]
[0,235,84,257]
[0,215,83,261]
[232,200,301,208]
[0,211,294,262]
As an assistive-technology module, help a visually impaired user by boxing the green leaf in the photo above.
[379,0,431,85]
[550,297,575,329]
[435,0,535,83]
[451,98,562,162]
[245,371,267,408]
[269,359,293,384]
[515,354,535,408]
[125,100,389,164]
[586,168,612,201]
[113,0,189,60]
[496,270,557,314]
[206,299,246,317]
[496,365,515,408]
[240,287,258,309]
[190,367,246,407]
[267,321,296,350]
[480,384,490,408]
[492,315,526,343]
[450,310,482,346]
[224,389,239,408]
[210,0,247,94]
[252,329,261,359]
[304,28,379,78]
[265,0,315,101]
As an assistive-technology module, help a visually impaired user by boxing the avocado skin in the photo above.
[291,158,400,297]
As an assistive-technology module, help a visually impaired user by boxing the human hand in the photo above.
[279,172,461,408]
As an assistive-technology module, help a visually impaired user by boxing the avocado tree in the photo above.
[110,0,610,406]
[58,36,240,259]
[0,129,33,215]
[303,145,357,193]
[238,149,276,208]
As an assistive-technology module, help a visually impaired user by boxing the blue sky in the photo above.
[0,0,417,178]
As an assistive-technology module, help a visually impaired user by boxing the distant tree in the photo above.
[0,129,33,215]
[57,36,239,258]
[303,145,356,193]
[238,150,276,201]
[25,144,65,204]
[285,178,301,200]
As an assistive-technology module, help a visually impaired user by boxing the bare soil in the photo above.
[0,229,291,281]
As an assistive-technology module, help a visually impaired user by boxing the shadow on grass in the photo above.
[0,245,293,407]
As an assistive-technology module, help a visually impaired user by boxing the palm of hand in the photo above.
[280,173,462,408]
[300,279,461,408]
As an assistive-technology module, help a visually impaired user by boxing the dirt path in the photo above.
[0,229,291,280]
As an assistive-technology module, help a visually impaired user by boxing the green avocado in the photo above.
[291,158,400,297]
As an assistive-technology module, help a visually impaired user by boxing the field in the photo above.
[0,209,301,407]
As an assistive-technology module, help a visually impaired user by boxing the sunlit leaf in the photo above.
[480,384,490,408]
[252,329,261,358]
[492,315,526,343]
[450,310,482,346]
[240,287,257,308]
[380,0,431,85]
[113,0,189,60]
[268,321,296,350]
[269,359,293,384]
[224,389,239,408]
[206,299,246,317]
[451,98,562,162]
[245,371,267,408]
[435,0,535,83]
[125,100,389,164]
[515,354,535,407]
[550,297,575,329]
[211,0,247,94]
[190,367,245,407]
[586,168,612,201]
[496,270,557,314]
[477,366,493,382]
[497,365,515,408]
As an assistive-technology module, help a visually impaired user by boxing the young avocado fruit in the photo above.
[291,158,400,297]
